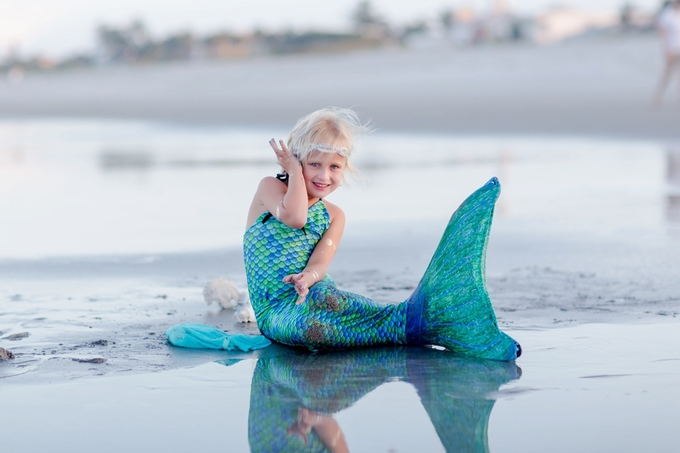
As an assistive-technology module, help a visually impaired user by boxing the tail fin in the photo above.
[405,177,521,361]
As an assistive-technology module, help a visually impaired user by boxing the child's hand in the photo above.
[269,139,300,175]
[287,408,317,446]
[283,272,310,305]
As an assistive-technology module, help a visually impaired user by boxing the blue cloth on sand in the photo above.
[166,323,271,351]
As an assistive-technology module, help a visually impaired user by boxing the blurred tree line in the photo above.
[95,1,398,65]
[2,0,653,75]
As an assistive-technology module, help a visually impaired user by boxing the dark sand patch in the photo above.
[4,332,30,341]
[72,358,107,364]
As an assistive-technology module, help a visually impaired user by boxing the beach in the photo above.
[2,35,680,452]
[2,34,680,140]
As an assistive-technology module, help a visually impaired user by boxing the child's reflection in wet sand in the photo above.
[231,345,521,452]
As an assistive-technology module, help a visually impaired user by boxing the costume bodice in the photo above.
[243,201,330,324]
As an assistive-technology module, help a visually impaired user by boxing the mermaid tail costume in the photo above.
[243,177,521,361]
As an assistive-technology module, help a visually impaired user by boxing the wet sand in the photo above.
[2,266,679,452]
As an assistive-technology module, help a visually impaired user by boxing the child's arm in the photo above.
[283,203,345,304]
[256,139,309,229]
[287,408,349,453]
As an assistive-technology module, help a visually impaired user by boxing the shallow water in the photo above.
[2,323,679,452]
[1,118,679,259]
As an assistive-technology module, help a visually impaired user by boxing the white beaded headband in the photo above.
[292,143,350,158]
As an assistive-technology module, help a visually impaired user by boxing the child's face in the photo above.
[302,151,346,199]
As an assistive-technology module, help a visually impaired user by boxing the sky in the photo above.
[0,0,666,59]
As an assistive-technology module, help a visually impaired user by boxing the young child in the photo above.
[654,0,680,104]
[243,107,521,361]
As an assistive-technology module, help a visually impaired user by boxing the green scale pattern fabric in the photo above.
[243,177,521,361]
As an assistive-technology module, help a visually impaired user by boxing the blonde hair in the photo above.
[286,107,370,177]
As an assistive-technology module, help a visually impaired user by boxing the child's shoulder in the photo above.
[256,176,287,196]
[258,175,286,188]
[321,199,345,223]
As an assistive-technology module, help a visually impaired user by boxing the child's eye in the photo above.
[309,162,320,167]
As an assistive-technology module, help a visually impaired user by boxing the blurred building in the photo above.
[203,33,254,59]
[401,2,657,49]
[532,7,638,44]
[404,1,530,48]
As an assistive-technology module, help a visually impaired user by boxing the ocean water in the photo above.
[1,118,678,259]
[2,119,680,452]
[2,323,679,453]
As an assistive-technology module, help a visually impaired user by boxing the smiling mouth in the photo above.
[313,182,329,189]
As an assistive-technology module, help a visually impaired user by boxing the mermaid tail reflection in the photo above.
[239,346,521,452]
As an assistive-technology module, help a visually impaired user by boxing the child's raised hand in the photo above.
[269,138,300,174]
[282,272,309,305]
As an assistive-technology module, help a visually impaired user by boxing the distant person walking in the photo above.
[654,0,680,105]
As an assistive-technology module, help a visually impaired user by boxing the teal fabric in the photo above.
[166,323,271,351]
[243,178,521,361]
